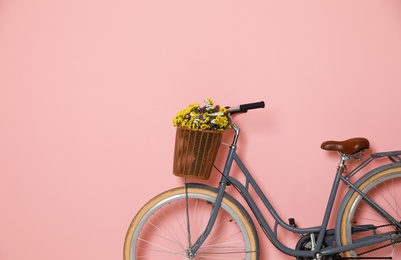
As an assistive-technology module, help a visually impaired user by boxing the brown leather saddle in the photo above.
[321,138,370,155]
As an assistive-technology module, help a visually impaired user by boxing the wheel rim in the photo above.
[130,191,254,259]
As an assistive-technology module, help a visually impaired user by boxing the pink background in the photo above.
[1,1,401,259]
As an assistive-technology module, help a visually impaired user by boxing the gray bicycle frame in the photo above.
[189,124,401,258]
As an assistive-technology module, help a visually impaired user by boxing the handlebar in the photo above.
[227,101,265,114]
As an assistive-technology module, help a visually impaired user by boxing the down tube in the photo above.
[227,152,319,257]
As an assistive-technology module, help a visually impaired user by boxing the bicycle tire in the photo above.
[337,164,401,258]
[123,184,259,260]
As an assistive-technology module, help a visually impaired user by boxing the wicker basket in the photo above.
[173,127,222,180]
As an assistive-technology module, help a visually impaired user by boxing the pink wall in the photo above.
[1,1,401,259]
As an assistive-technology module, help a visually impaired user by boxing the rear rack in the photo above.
[345,150,401,179]
[371,150,401,163]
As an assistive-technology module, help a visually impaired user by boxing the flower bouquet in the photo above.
[172,98,231,180]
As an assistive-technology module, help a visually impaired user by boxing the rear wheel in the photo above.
[338,166,401,258]
[124,185,259,260]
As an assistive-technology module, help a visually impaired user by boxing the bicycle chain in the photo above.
[357,223,399,257]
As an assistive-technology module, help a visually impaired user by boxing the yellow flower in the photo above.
[173,98,231,131]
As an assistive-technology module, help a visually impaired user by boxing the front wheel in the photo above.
[338,165,401,258]
[123,184,259,260]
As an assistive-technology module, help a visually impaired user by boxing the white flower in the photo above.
[208,112,224,117]
[204,98,213,109]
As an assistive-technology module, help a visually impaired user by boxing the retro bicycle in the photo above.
[124,101,401,259]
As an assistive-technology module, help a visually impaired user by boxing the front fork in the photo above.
[185,181,228,258]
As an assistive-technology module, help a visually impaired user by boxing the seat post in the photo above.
[337,152,351,174]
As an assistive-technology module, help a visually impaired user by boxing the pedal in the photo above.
[289,218,303,238]
[289,218,298,228]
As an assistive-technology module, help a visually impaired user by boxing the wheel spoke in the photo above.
[124,186,258,260]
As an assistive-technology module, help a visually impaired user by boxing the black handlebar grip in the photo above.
[239,101,265,112]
